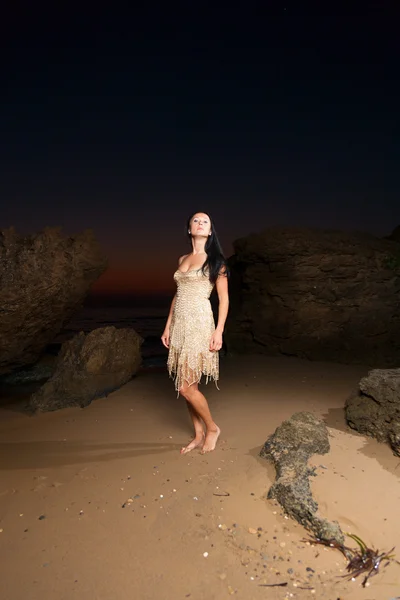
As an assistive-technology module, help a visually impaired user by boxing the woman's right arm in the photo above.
[161,255,186,348]
[165,294,176,329]
[161,294,176,348]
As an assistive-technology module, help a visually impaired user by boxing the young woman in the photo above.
[161,212,229,454]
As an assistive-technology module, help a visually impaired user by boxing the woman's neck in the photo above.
[191,238,207,255]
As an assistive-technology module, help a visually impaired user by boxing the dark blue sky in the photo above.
[1,4,399,293]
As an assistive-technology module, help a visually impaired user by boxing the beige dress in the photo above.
[167,268,219,392]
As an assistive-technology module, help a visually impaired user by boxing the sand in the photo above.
[0,355,399,600]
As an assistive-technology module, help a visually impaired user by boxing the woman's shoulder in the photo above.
[178,254,189,266]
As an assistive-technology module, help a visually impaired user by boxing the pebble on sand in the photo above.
[122,498,134,508]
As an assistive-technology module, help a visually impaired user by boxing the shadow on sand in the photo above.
[322,407,400,479]
[0,440,182,470]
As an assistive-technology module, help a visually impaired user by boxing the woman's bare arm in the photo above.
[165,294,176,329]
[209,269,229,352]
[161,255,187,347]
[215,269,229,333]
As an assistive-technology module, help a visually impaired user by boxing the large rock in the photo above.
[386,225,400,243]
[30,327,143,412]
[260,412,345,544]
[225,227,400,366]
[345,368,400,456]
[0,227,107,375]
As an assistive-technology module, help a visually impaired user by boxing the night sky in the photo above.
[1,5,399,295]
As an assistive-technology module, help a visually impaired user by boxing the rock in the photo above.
[225,227,400,366]
[0,355,56,384]
[30,326,143,412]
[386,225,400,243]
[345,368,400,456]
[0,227,107,375]
[260,411,345,545]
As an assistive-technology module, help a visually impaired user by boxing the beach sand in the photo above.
[0,355,399,600]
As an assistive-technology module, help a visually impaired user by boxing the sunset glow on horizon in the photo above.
[91,265,175,296]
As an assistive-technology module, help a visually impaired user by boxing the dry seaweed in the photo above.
[302,533,400,587]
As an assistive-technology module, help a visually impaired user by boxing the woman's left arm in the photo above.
[210,270,229,351]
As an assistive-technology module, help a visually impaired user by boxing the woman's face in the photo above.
[190,213,212,238]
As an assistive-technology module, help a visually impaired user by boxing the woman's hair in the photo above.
[186,212,229,284]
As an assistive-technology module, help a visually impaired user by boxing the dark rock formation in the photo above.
[386,225,400,243]
[30,327,143,412]
[225,228,400,366]
[0,227,107,375]
[346,368,400,456]
[0,359,55,384]
[260,412,345,544]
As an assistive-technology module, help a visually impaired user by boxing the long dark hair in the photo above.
[186,212,229,284]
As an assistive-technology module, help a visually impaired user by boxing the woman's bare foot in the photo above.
[201,426,221,454]
[180,433,205,455]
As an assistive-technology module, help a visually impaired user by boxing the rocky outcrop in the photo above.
[386,225,400,243]
[0,358,56,384]
[346,368,400,456]
[260,412,345,544]
[30,327,143,412]
[225,228,400,366]
[0,227,107,375]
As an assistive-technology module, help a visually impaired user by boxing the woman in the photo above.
[161,212,229,454]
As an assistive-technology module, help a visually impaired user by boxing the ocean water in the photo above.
[55,296,171,368]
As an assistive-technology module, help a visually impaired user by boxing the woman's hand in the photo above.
[161,327,170,349]
[210,330,223,352]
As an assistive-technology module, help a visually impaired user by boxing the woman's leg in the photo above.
[179,382,220,453]
[180,400,205,454]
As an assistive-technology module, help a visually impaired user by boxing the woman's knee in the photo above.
[179,383,196,400]
[179,384,189,398]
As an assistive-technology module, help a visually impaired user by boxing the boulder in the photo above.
[386,225,400,243]
[30,326,143,412]
[260,411,345,544]
[0,227,107,375]
[225,228,400,366]
[345,368,400,456]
